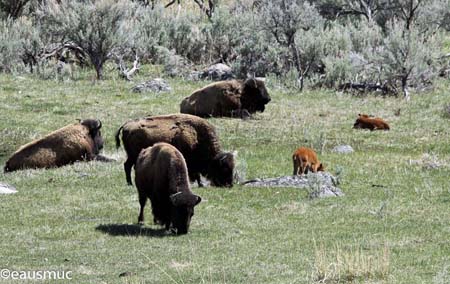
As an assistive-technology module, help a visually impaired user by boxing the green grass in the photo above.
[0,69,450,283]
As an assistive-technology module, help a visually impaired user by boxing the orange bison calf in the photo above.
[353,114,390,131]
[135,142,202,235]
[4,119,106,172]
[116,114,235,187]
[292,147,324,175]
[180,78,271,118]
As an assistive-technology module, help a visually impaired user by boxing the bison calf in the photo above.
[292,147,324,175]
[4,119,106,172]
[115,114,235,187]
[180,78,271,118]
[353,113,390,131]
[135,142,202,235]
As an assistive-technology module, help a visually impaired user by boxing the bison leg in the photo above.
[124,158,134,186]
[189,172,204,187]
[195,174,204,187]
[138,196,147,224]
[299,161,307,175]
[293,160,299,176]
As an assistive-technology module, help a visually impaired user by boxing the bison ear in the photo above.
[81,119,102,131]
[219,152,235,165]
[170,192,202,207]
[244,78,257,89]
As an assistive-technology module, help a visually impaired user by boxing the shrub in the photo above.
[39,0,135,79]
[259,0,325,90]
[0,18,23,73]
[232,7,286,77]
[322,19,442,98]
[0,16,44,73]
[0,0,33,19]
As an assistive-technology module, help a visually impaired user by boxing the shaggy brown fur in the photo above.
[292,147,324,175]
[115,114,235,187]
[180,78,271,118]
[353,113,390,131]
[4,119,106,172]
[135,142,202,235]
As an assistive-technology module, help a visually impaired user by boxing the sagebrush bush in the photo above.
[259,0,324,90]
[0,18,23,73]
[0,16,43,73]
[39,0,135,79]
[0,0,33,19]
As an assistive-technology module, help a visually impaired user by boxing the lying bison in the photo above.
[292,147,324,175]
[4,119,109,172]
[353,114,390,131]
[115,114,235,187]
[180,78,271,118]
[135,142,202,235]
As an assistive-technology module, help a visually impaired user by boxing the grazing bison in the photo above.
[135,142,202,235]
[292,147,324,175]
[180,78,271,118]
[4,119,108,172]
[115,114,235,187]
[353,113,390,131]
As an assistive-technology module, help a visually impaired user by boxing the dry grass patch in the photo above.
[312,242,390,283]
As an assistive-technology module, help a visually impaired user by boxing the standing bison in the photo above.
[180,78,271,118]
[292,147,324,175]
[135,142,202,235]
[115,114,235,187]
[4,119,107,172]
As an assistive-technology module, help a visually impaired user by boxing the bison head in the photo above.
[353,119,363,129]
[240,78,271,113]
[207,152,235,188]
[81,119,104,154]
[317,163,324,171]
[169,192,202,235]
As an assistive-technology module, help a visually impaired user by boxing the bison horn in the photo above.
[170,192,202,207]
[219,152,234,162]
[96,119,102,130]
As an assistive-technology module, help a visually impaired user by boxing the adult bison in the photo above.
[4,119,108,172]
[180,78,271,118]
[135,142,202,235]
[115,114,235,187]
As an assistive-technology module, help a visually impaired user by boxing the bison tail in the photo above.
[115,124,124,149]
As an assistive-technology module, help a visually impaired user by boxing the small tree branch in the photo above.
[115,51,140,81]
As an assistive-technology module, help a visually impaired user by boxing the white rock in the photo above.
[0,183,17,194]
[332,145,354,154]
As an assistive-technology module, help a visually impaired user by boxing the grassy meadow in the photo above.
[0,67,449,283]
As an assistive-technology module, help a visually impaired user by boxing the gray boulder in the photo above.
[132,78,172,94]
[332,145,354,154]
[244,172,343,199]
[201,63,233,81]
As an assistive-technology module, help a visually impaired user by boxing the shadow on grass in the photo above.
[96,224,169,238]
